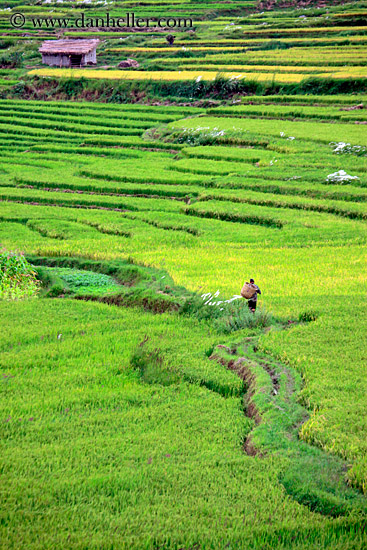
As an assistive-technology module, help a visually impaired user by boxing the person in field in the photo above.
[248,278,261,312]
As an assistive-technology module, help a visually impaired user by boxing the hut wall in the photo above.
[83,49,97,64]
[41,48,98,67]
[41,54,71,67]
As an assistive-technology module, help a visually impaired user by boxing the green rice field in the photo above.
[0,0,367,548]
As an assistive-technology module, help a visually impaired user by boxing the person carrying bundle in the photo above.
[241,278,261,312]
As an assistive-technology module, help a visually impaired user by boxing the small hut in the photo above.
[39,39,100,68]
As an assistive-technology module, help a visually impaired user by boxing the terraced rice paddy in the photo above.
[1,0,367,92]
[1,0,367,548]
[28,66,367,84]
[1,92,367,547]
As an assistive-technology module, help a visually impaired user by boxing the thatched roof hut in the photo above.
[39,39,100,67]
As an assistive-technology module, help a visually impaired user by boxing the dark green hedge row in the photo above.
[4,75,367,104]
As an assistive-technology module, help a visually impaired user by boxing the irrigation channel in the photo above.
[32,257,367,519]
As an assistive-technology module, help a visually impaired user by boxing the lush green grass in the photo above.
[1,0,367,543]
[0,99,366,502]
[169,115,367,146]
[38,266,122,296]
[0,249,39,300]
[1,299,367,550]
[261,297,367,495]
[206,104,367,122]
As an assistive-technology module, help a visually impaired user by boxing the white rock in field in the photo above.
[326,170,360,183]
